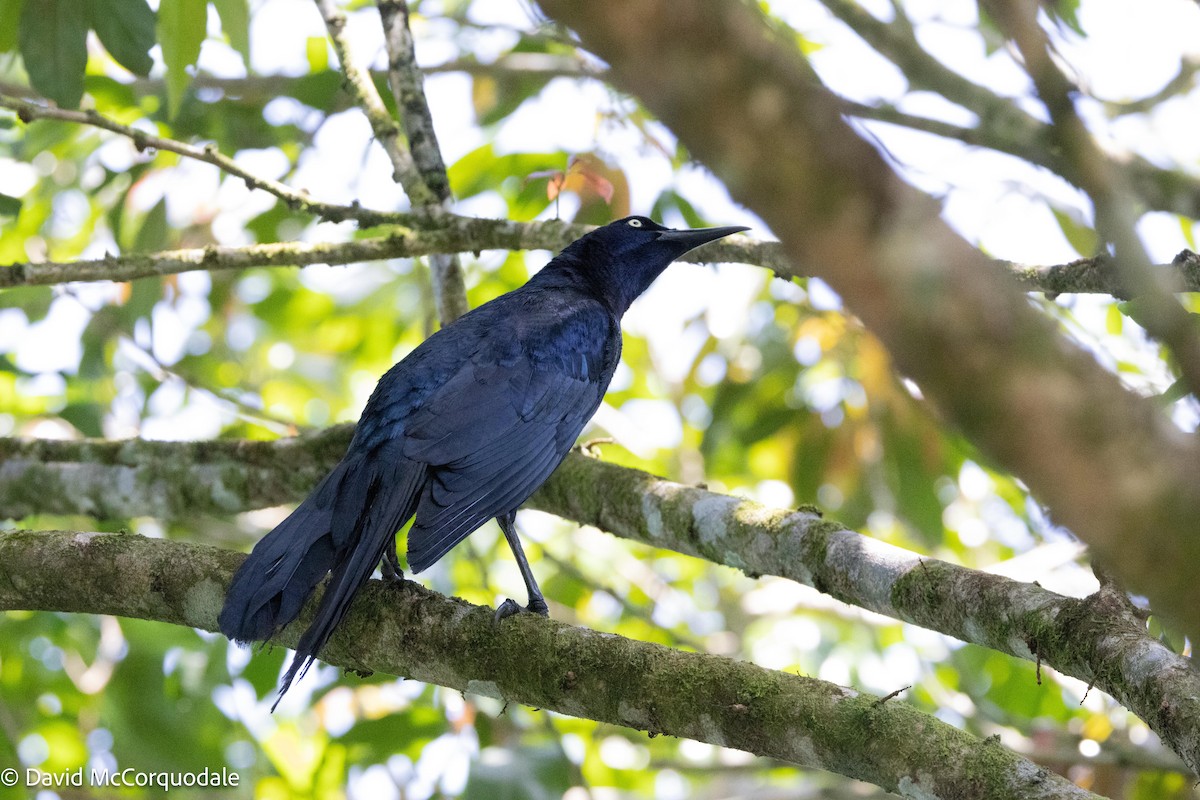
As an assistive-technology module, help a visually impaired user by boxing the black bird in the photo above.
[218,216,748,703]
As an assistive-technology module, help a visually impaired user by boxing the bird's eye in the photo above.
[627,219,643,228]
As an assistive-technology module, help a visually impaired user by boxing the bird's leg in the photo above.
[494,511,550,622]
[381,541,404,583]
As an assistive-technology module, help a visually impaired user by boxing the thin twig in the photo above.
[377,0,468,322]
[378,0,452,201]
[984,0,1200,400]
[0,93,418,228]
[817,0,1200,220]
[1105,55,1200,117]
[314,0,435,207]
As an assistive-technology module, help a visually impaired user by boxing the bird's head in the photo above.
[557,216,749,314]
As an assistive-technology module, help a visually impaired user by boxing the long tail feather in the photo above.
[218,445,425,707]
[219,464,346,644]
[274,449,425,705]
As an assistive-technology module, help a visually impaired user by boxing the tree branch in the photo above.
[983,0,1200,400]
[377,0,450,203]
[1104,55,1200,117]
[0,93,426,229]
[0,234,448,288]
[5,88,1197,305]
[1007,249,1200,298]
[0,529,1103,799]
[4,433,1199,776]
[313,0,436,207]
[817,0,1200,220]
[531,0,1200,646]
[377,0,468,323]
[0,217,772,287]
[4,208,1198,300]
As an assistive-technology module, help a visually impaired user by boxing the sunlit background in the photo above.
[2,0,1198,797]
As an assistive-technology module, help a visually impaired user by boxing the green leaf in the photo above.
[0,191,20,218]
[211,0,250,68]
[650,188,708,229]
[0,285,53,322]
[0,0,25,52]
[1046,0,1085,36]
[305,35,328,73]
[59,402,105,437]
[464,745,574,800]
[88,0,155,76]
[1104,301,1122,336]
[133,197,170,253]
[157,0,207,117]
[240,642,287,699]
[18,0,88,108]
[1156,378,1191,406]
[1181,215,1197,251]
[883,418,947,546]
[1116,297,1158,330]
[1050,207,1098,257]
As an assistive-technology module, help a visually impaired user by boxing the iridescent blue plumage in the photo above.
[218,216,747,704]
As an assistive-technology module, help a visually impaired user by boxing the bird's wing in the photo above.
[401,318,608,573]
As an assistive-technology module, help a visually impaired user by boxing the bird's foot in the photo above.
[381,551,405,583]
[577,436,614,459]
[494,596,550,623]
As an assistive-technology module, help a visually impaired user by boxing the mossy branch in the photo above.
[3,210,1197,296]
[3,433,1199,776]
[0,529,1102,799]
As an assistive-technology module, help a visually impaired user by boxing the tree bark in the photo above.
[3,433,1199,776]
[0,529,1103,799]
[533,0,1200,646]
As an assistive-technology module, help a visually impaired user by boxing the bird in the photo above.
[218,215,748,704]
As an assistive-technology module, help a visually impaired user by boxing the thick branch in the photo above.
[0,529,1101,799]
[313,0,435,206]
[4,433,1200,776]
[531,0,1200,644]
[377,0,468,323]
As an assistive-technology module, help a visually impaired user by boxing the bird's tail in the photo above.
[218,443,424,706]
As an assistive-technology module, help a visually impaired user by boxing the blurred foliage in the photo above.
[0,1,1194,799]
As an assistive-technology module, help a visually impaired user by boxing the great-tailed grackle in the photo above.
[218,216,747,703]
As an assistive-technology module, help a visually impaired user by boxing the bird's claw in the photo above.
[578,437,614,459]
[381,551,405,583]
[494,597,549,623]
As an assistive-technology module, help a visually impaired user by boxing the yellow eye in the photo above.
[627,219,643,228]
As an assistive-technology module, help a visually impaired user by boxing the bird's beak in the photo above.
[657,225,749,252]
